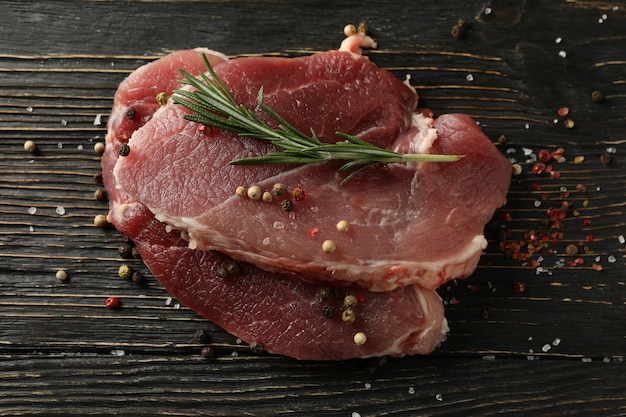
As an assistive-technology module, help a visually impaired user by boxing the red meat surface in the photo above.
[113,39,511,292]
[103,47,449,360]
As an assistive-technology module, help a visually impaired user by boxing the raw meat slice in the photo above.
[114,36,512,291]
[104,48,448,360]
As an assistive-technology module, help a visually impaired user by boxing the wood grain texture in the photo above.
[1,0,625,415]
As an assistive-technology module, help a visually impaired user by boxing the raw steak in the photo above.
[103,48,448,360]
[113,34,512,291]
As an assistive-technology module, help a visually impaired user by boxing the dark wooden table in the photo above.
[1,1,624,415]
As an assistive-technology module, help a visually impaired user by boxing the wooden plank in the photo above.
[0,0,625,415]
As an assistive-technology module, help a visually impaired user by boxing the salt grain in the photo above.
[522,147,533,156]
[607,255,616,263]
[26,106,33,112]
[618,235,625,244]
[55,206,66,215]
[606,147,616,154]
[364,383,371,389]
[352,413,362,417]
[61,119,68,126]
[231,351,239,358]
[93,114,102,125]
[482,355,496,361]
[484,7,492,15]
[612,6,619,11]
[555,37,562,44]
[466,74,474,82]
[534,200,541,207]
[57,142,63,149]
[77,144,84,150]
[111,349,125,356]
[408,387,415,394]
[262,237,271,246]
[558,50,567,58]
[29,226,35,232]
[524,123,530,129]
[273,221,285,229]
[552,338,561,346]
[435,393,443,401]
[553,118,559,124]
[165,297,173,306]
[582,357,592,363]
[542,344,551,352]
[28,207,37,215]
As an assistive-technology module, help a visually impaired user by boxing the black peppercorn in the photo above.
[600,152,611,165]
[322,305,336,318]
[125,107,136,120]
[281,199,294,212]
[200,346,215,358]
[131,271,144,284]
[118,143,130,157]
[118,245,133,259]
[591,90,604,103]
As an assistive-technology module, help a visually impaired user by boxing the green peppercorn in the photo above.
[156,92,169,106]
[342,308,356,323]
[344,294,358,307]
[118,264,132,279]
[131,271,145,284]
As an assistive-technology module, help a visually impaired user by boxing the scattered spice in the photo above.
[343,24,357,37]
[600,152,611,165]
[225,261,240,275]
[271,183,287,196]
[94,214,108,227]
[316,287,331,300]
[537,149,551,163]
[357,22,368,34]
[451,17,469,39]
[131,271,145,284]
[200,346,216,358]
[118,143,130,157]
[557,107,569,117]
[512,281,526,293]
[281,199,294,212]
[23,140,37,153]
[292,186,306,201]
[511,163,522,175]
[591,90,604,103]
[216,266,229,279]
[194,329,209,342]
[563,119,575,129]
[322,305,336,318]
[118,244,133,259]
[105,296,120,308]
[344,294,358,307]
[55,269,68,281]
[235,186,246,197]
[125,107,136,120]
[131,246,141,259]
[262,191,273,203]
[94,189,107,201]
[342,308,356,323]
[247,185,262,200]
[94,142,105,154]
[575,184,587,193]
[353,332,367,346]
[322,240,336,253]
[565,244,579,256]
[118,264,132,279]
[336,220,350,233]
[156,92,169,106]
[94,173,103,184]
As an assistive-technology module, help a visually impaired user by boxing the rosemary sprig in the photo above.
[173,54,462,184]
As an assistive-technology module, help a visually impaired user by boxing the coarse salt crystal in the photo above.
[524,123,530,129]
[28,207,37,215]
[602,13,608,20]
[231,351,239,358]
[93,114,102,125]
[606,147,617,153]
[482,355,496,361]
[534,200,542,207]
[485,7,492,15]
[57,143,63,149]
[582,357,592,363]
[273,221,285,229]
[618,235,625,244]
[77,144,83,150]
[522,147,533,156]
[262,237,271,246]
[558,50,567,58]
[55,206,66,215]
[608,255,616,263]
[612,6,619,11]
[111,349,125,356]
[29,226,35,232]
[435,393,443,401]
[408,387,415,394]
[553,118,559,124]
[26,106,34,112]
[555,37,562,44]
[542,344,551,352]
[61,119,68,126]
[352,413,362,417]
[466,74,474,82]
[553,338,561,346]
[595,256,601,262]
[165,297,173,306]
[506,148,517,154]
[364,383,371,389]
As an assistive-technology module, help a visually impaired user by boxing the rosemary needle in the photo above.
[173,54,462,184]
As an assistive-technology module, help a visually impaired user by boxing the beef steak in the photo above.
[103,48,448,360]
[113,36,512,292]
